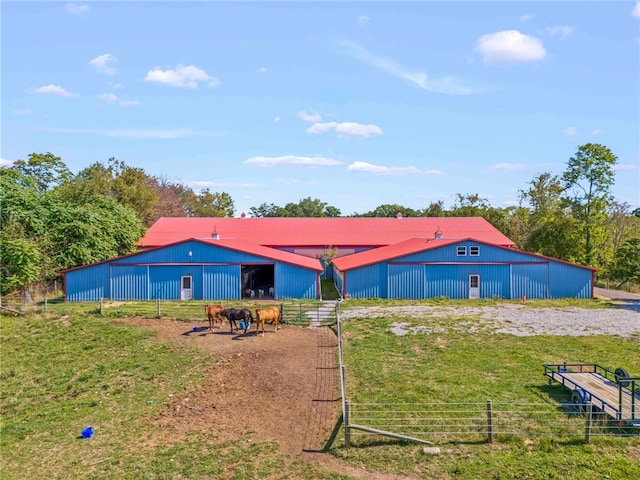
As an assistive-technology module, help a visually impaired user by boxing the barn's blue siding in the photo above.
[64,263,111,301]
[111,265,149,300]
[64,240,320,301]
[548,262,592,298]
[388,264,423,299]
[339,240,592,300]
[203,265,241,300]
[148,265,203,300]
[275,263,318,299]
[343,263,386,299]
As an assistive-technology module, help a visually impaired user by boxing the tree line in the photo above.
[1,144,639,299]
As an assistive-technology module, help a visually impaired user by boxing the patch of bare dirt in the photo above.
[124,317,409,479]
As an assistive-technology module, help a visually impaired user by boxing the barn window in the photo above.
[457,246,467,256]
[469,246,480,256]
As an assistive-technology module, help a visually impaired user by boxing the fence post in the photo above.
[100,297,104,315]
[344,400,351,447]
[157,298,161,318]
[486,400,493,443]
[584,402,592,444]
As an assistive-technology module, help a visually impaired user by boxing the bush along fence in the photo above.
[334,316,640,447]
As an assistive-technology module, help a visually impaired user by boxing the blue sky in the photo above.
[2,1,639,217]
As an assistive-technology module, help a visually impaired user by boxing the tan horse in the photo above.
[204,304,224,330]
[255,306,281,336]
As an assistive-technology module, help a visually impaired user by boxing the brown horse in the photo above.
[204,304,224,330]
[255,306,281,336]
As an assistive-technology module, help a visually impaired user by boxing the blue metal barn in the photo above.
[62,238,323,301]
[332,238,595,300]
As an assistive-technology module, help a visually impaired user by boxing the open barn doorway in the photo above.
[241,264,275,299]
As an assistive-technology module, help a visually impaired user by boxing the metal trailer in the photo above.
[543,363,640,427]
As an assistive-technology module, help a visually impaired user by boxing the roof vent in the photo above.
[434,227,443,239]
[211,225,220,239]
[396,212,403,219]
[240,212,246,219]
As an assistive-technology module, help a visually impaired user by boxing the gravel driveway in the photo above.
[341,302,640,339]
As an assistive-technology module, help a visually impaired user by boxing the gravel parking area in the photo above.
[341,302,640,339]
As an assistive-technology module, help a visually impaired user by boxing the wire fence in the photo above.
[334,316,639,447]
[344,401,639,445]
[0,294,338,328]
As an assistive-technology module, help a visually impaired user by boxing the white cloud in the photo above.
[590,129,603,135]
[97,93,140,106]
[546,25,574,38]
[273,116,281,122]
[306,121,383,139]
[475,30,547,65]
[98,93,118,103]
[144,65,221,88]
[339,40,479,94]
[613,164,639,171]
[13,109,32,116]
[348,161,443,176]
[33,84,78,97]
[490,163,527,171]
[97,93,140,107]
[45,127,223,139]
[66,3,89,15]
[190,181,263,190]
[358,15,370,26]
[257,67,268,73]
[89,54,118,75]
[0,158,14,167]
[633,2,640,18]
[563,126,578,137]
[519,14,534,21]
[297,110,322,122]
[243,155,344,167]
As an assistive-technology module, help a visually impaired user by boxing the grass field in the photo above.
[1,298,639,479]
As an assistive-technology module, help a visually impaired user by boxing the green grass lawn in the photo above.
[2,299,639,479]
[333,302,640,479]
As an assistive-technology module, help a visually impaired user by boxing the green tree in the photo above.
[356,204,419,217]
[1,166,145,296]
[249,203,283,218]
[12,152,72,193]
[610,238,640,289]
[45,194,145,269]
[562,143,617,266]
[109,159,159,226]
[279,197,339,217]
[57,157,159,227]
[420,201,446,217]
[518,172,579,258]
[193,189,235,217]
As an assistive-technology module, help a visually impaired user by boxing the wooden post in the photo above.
[486,400,493,443]
[584,402,592,444]
[344,400,351,447]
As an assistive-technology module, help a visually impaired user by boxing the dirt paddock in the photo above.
[127,317,346,470]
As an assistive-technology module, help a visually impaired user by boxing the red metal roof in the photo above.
[332,237,460,271]
[332,237,597,272]
[138,217,514,249]
[196,238,323,271]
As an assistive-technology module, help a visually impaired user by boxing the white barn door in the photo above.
[469,274,480,299]
[180,275,193,300]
